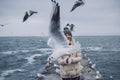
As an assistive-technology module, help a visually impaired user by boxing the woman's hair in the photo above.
[63,27,72,36]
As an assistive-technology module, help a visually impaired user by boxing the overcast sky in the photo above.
[0,0,120,36]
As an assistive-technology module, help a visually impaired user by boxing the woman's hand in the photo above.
[66,57,72,64]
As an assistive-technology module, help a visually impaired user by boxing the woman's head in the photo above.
[63,27,72,36]
[65,34,72,41]
[63,27,72,41]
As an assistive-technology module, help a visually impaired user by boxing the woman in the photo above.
[57,27,83,80]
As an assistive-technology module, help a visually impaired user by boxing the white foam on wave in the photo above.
[0,49,31,55]
[19,49,30,53]
[0,48,52,56]
[86,47,102,51]
[36,48,53,55]
[0,50,20,55]
[25,54,42,64]
[109,48,120,52]
[36,48,53,52]
[83,47,120,52]
[1,69,24,77]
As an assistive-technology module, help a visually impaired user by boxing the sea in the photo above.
[0,36,120,80]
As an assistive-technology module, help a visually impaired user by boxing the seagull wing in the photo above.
[70,24,74,31]
[29,10,38,16]
[49,1,67,48]
[71,0,84,12]
[23,12,29,22]
[66,23,70,26]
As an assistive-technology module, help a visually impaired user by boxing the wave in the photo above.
[19,49,30,53]
[0,51,18,55]
[0,69,24,78]
[0,50,30,55]
[35,48,53,52]
[82,47,120,52]
[85,47,102,51]
[25,54,42,64]
[0,48,53,55]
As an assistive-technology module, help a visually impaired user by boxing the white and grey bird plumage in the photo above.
[66,23,75,31]
[66,23,70,26]
[88,58,91,62]
[96,71,100,74]
[49,0,68,48]
[71,0,85,12]
[89,61,92,64]
[70,24,75,31]
[110,75,113,79]
[29,10,38,16]
[0,24,8,27]
[51,0,56,3]
[96,70,102,79]
[91,63,96,69]
[23,10,38,22]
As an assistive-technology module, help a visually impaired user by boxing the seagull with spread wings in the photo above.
[66,23,75,31]
[23,10,38,22]
[71,0,85,12]
[0,24,8,27]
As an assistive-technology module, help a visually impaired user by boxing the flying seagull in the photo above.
[47,0,75,61]
[70,0,85,12]
[0,24,8,27]
[29,10,38,16]
[66,23,75,31]
[69,24,75,31]
[66,23,70,26]
[91,64,96,70]
[49,0,67,48]
[23,11,29,22]
[23,10,38,22]
[51,0,56,3]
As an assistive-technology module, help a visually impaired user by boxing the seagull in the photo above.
[95,75,100,79]
[23,10,38,22]
[55,68,60,73]
[51,0,56,3]
[69,24,75,31]
[49,0,67,47]
[66,23,75,31]
[89,61,92,64]
[23,11,29,22]
[70,0,85,12]
[88,58,91,62]
[0,24,8,27]
[96,71,102,79]
[66,23,70,26]
[110,75,113,79]
[29,10,38,16]
[47,0,70,61]
[84,54,87,57]
[64,27,69,31]
[96,71,100,74]
[91,64,96,69]
[54,64,59,67]
[37,73,45,80]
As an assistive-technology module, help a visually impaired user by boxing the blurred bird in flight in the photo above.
[71,0,85,12]
[23,10,38,22]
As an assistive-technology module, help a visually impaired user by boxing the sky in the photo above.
[0,0,120,36]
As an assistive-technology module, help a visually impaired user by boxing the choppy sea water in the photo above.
[0,36,120,80]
